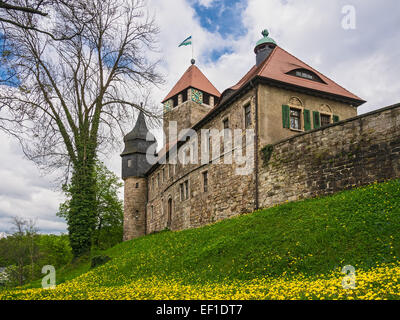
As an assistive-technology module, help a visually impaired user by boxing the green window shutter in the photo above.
[313,111,320,129]
[282,105,290,128]
[304,109,311,131]
[333,115,340,123]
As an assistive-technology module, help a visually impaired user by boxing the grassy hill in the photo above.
[2,179,400,300]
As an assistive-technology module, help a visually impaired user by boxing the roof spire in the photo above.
[254,28,277,66]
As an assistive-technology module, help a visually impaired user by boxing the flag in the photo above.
[179,36,192,47]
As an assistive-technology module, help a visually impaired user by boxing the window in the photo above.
[168,164,171,178]
[290,108,301,130]
[180,183,185,201]
[173,95,179,108]
[180,180,189,200]
[223,118,229,152]
[203,93,210,105]
[135,182,139,188]
[157,173,160,187]
[203,171,208,192]
[182,89,188,102]
[209,135,212,157]
[244,104,251,128]
[320,114,331,127]
[162,168,165,182]
[150,206,153,220]
[184,180,189,199]
[135,210,139,220]
[128,159,132,168]
[223,118,229,130]
[287,68,325,83]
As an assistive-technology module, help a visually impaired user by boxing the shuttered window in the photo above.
[313,111,321,129]
[304,109,311,131]
[282,105,290,128]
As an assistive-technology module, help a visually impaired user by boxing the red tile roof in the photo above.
[229,46,365,103]
[162,64,221,103]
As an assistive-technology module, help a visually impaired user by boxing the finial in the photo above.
[262,29,269,37]
[191,58,196,65]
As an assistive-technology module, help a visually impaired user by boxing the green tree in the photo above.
[0,0,161,257]
[0,217,39,286]
[58,161,123,250]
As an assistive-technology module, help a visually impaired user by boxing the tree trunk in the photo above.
[68,157,98,257]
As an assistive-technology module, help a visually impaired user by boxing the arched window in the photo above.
[287,68,325,83]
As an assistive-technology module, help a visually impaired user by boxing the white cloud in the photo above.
[197,0,215,8]
[1,0,399,233]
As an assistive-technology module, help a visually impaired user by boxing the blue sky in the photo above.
[190,0,247,37]
[1,0,400,233]
[189,0,247,62]
[0,34,19,87]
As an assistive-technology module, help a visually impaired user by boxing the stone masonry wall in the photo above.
[258,104,400,208]
[123,177,147,241]
[146,89,257,234]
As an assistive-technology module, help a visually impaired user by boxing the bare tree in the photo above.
[0,0,83,40]
[0,0,162,256]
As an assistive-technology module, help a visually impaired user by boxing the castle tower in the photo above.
[162,60,221,145]
[121,110,157,241]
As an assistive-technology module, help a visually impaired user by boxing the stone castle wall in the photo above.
[258,103,400,208]
[146,89,257,234]
[124,85,400,240]
[123,177,147,240]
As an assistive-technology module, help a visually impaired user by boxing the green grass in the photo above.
[19,179,400,290]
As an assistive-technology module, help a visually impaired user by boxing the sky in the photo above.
[0,0,399,234]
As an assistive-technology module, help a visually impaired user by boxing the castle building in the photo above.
[121,30,367,241]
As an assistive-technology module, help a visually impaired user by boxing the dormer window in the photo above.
[287,69,325,83]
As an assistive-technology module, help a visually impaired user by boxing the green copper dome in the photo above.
[255,29,276,50]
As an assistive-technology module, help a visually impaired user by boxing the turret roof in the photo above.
[162,64,221,103]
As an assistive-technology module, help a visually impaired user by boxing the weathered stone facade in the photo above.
[163,89,212,144]
[146,89,257,234]
[121,31,400,241]
[123,177,148,241]
[258,103,400,208]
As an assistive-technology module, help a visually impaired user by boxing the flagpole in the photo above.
[192,36,194,60]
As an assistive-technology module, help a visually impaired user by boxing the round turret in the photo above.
[254,29,277,66]
[121,110,157,179]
